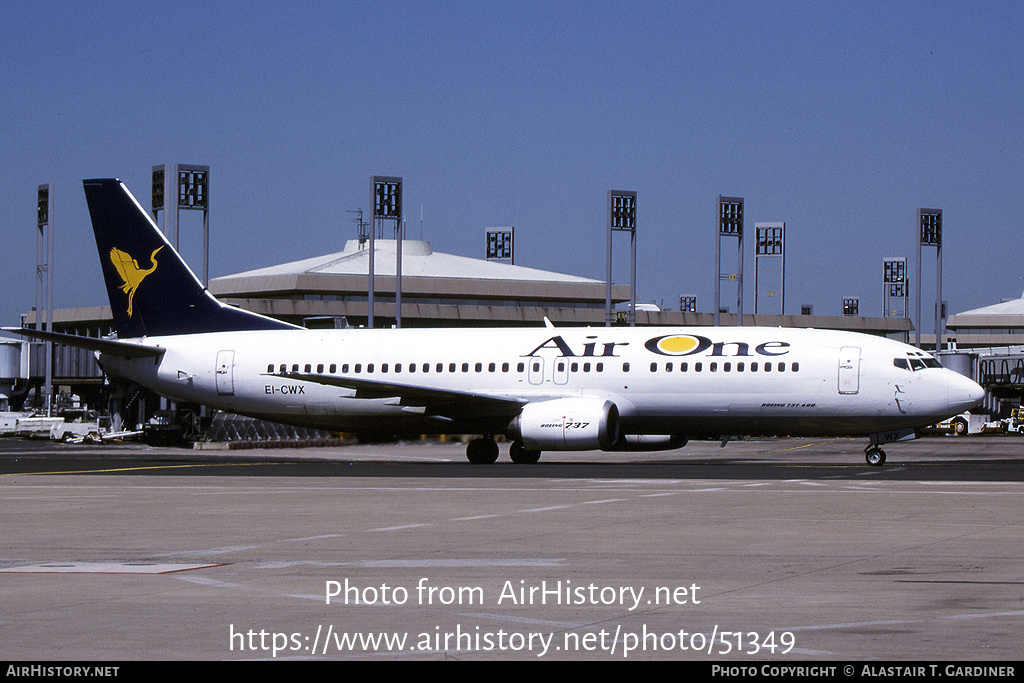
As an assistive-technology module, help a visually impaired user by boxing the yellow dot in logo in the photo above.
[657,335,699,355]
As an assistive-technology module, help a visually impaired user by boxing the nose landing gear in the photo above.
[864,446,886,466]
[864,427,916,466]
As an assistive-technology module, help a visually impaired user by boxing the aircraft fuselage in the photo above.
[99,325,983,441]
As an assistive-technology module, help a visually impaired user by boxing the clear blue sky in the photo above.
[3,0,1021,328]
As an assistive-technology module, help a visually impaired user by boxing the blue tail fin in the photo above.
[83,178,297,337]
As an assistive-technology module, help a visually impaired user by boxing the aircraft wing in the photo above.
[1,327,166,359]
[267,371,527,417]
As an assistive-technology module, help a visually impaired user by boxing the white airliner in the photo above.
[6,179,985,465]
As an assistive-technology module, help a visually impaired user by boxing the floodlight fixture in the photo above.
[152,169,164,211]
[177,167,208,209]
[373,177,402,221]
[486,227,514,263]
[755,225,783,255]
[719,197,743,236]
[37,185,49,227]
[920,210,941,246]
[679,296,696,313]
[843,297,860,316]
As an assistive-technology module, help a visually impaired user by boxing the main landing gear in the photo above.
[508,440,541,464]
[465,437,541,464]
[466,437,499,464]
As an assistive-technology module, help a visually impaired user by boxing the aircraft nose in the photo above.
[948,371,985,412]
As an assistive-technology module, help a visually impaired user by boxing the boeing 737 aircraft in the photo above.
[6,179,985,465]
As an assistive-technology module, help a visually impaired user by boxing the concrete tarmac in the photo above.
[1,434,1022,661]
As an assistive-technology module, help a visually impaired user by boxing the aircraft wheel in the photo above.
[865,447,886,466]
[466,438,499,464]
[509,441,541,464]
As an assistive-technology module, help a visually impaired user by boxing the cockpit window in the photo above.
[894,355,943,371]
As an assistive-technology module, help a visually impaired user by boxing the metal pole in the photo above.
[46,188,53,414]
[714,197,721,326]
[368,180,375,329]
[605,194,612,327]
[168,167,179,248]
[780,229,786,315]
[630,220,636,327]
[935,238,942,350]
[915,225,922,348]
[396,218,403,329]
[736,226,744,327]
[202,175,210,287]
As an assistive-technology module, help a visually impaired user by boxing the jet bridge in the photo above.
[942,348,1024,417]
[0,338,30,410]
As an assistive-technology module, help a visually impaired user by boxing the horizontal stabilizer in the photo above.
[2,327,166,359]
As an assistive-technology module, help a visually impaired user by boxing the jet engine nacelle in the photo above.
[509,397,619,451]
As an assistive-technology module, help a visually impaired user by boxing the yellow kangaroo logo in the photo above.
[109,246,164,317]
